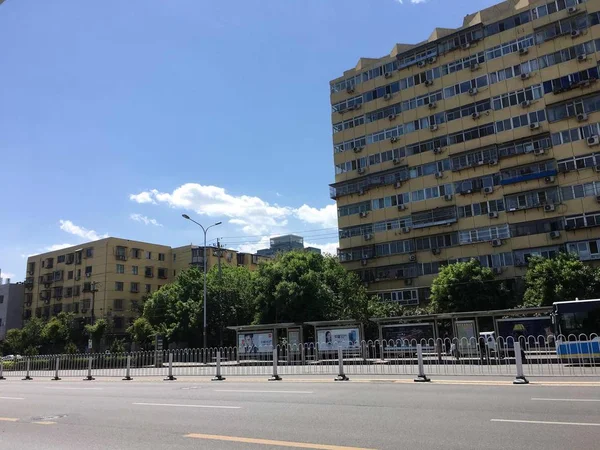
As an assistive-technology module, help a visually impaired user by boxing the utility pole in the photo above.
[216,239,223,346]
[90,281,98,326]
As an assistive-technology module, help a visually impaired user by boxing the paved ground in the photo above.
[0,378,599,449]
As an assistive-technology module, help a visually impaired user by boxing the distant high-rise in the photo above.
[257,235,322,256]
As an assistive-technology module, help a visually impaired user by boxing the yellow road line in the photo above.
[0,418,19,422]
[32,421,56,425]
[185,433,377,449]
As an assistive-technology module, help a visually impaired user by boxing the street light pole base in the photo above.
[513,376,529,385]
[268,375,282,381]
[22,376,32,381]
[52,377,61,381]
[334,375,349,381]
[122,376,133,381]
[414,375,431,382]
[211,376,226,381]
[83,376,95,381]
[164,376,177,381]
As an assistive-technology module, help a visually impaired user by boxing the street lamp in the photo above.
[182,214,222,349]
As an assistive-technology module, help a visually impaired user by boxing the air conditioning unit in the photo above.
[353,146,363,153]
[521,100,531,108]
[489,159,498,166]
[357,167,366,174]
[392,157,401,165]
[428,56,437,64]
[435,171,444,179]
[85,273,91,278]
[431,248,441,255]
[390,136,398,143]
[417,60,426,68]
[364,233,373,241]
[567,6,578,14]
[388,113,397,121]
[462,42,471,50]
[351,103,362,111]
[402,227,411,234]
[428,102,437,109]
[384,72,393,79]
[545,176,555,184]
[544,204,556,212]
[553,87,564,95]
[596,195,600,204]
[519,47,529,55]
[346,86,355,94]
[577,113,588,122]
[468,88,478,96]
[534,148,545,155]
[433,147,443,155]
[361,259,368,266]
[577,54,588,62]
[587,135,600,147]
[594,165,600,173]
[384,93,392,101]
[571,30,582,39]
[394,180,403,188]
[488,211,499,219]
[430,124,439,132]
[358,188,365,196]
[424,79,434,87]
[491,239,502,247]
[492,267,502,275]
[529,122,540,130]
[405,278,413,286]
[483,186,493,194]
[398,204,407,211]
[472,112,480,120]
[409,254,417,262]
[549,231,561,239]
[470,63,481,72]
[359,211,369,218]
[520,73,531,81]
[444,194,453,201]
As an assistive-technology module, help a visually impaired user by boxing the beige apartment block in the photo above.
[24,238,269,334]
[330,0,600,307]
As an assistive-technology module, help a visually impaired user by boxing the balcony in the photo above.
[24,277,34,289]
[115,246,128,261]
[40,274,54,286]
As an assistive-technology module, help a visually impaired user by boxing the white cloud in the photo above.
[129,192,155,204]
[236,236,271,254]
[45,243,76,252]
[0,271,16,280]
[129,184,335,236]
[396,0,428,3]
[295,204,337,229]
[305,242,339,255]
[59,220,108,241]
[130,213,163,227]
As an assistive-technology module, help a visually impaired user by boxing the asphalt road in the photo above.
[0,379,599,449]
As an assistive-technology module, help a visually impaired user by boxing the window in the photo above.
[459,225,510,244]
[115,282,124,292]
[113,299,124,311]
[561,181,600,201]
[85,266,92,276]
[131,248,142,259]
[57,255,65,263]
[157,268,168,279]
[75,269,81,280]
[173,254,177,262]
[511,218,563,237]
[113,317,124,330]
[82,299,91,310]
[132,265,138,275]
[85,247,94,258]
[145,266,154,278]
[83,282,92,292]
[378,289,419,306]
[65,287,73,298]
[116,264,125,274]
[68,270,73,280]
[158,253,165,261]
[565,210,600,230]
[73,285,80,296]
[0,295,3,304]
[145,251,152,260]
[568,240,600,260]
[116,246,127,259]
[173,270,176,277]
[145,284,151,294]
[131,282,139,293]
[558,152,599,173]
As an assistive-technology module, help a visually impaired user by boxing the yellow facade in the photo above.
[330,0,600,306]
[24,238,269,333]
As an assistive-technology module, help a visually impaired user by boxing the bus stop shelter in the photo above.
[227,323,303,362]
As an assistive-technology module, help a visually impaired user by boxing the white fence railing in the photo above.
[1,335,598,382]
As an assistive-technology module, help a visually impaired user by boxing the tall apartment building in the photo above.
[0,280,25,340]
[330,0,600,307]
[256,234,322,257]
[24,238,269,334]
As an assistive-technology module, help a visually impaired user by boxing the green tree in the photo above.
[3,318,46,355]
[429,259,509,313]
[522,252,600,307]
[85,319,111,352]
[127,317,156,350]
[42,312,76,353]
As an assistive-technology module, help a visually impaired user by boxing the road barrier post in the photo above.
[52,357,61,381]
[334,347,349,381]
[164,352,176,381]
[414,343,431,382]
[0,360,5,380]
[22,357,32,380]
[84,355,95,381]
[513,342,529,385]
[123,355,133,381]
[269,347,282,381]
[212,350,225,381]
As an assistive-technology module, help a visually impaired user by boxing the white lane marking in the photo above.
[531,398,600,402]
[44,387,102,391]
[0,397,24,400]
[133,402,241,409]
[491,419,600,427]
[214,389,313,394]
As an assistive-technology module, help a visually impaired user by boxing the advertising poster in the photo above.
[317,328,360,350]
[456,320,476,352]
[238,332,273,354]
[382,323,435,351]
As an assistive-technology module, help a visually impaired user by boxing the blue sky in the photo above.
[0,0,500,281]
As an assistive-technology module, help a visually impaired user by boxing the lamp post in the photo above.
[182,214,222,349]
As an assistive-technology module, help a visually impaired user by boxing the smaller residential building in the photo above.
[0,281,25,340]
[257,235,322,257]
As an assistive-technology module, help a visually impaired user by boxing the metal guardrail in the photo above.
[0,335,597,383]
